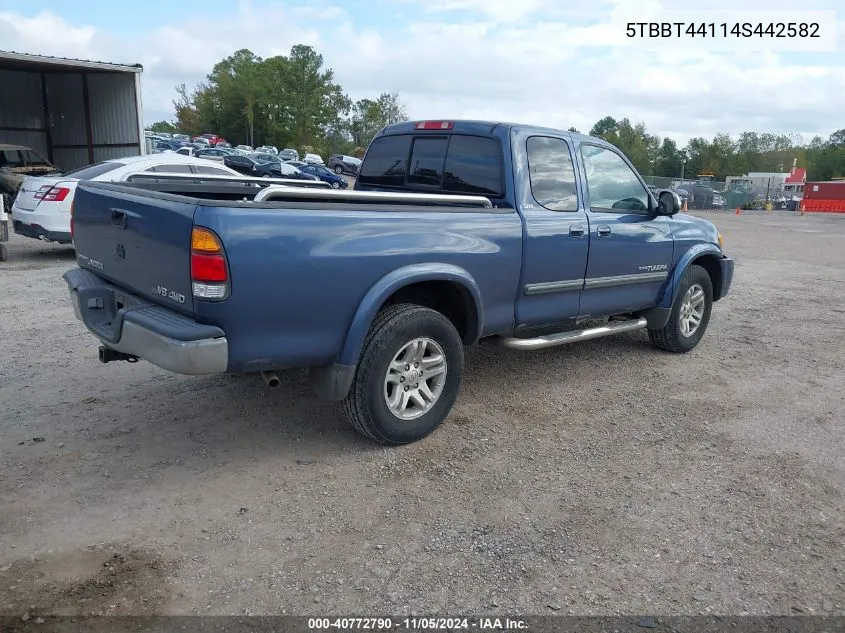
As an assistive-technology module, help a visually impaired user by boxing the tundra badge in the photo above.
[77,253,104,271]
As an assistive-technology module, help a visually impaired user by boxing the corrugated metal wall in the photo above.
[88,73,140,147]
[45,74,87,147]
[94,145,138,162]
[52,148,90,172]
[1,66,141,172]
[0,69,48,156]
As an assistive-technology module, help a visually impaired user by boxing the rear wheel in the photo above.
[342,303,464,445]
[648,264,713,352]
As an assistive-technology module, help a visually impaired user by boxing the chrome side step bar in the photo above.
[493,317,648,350]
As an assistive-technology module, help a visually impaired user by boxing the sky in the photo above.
[1,0,843,146]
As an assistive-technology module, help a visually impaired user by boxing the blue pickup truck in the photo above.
[63,120,734,445]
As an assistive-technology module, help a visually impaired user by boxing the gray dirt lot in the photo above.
[0,211,843,617]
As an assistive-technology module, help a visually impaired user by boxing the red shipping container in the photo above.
[804,181,845,201]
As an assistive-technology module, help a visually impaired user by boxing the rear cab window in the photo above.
[358,133,503,198]
[61,162,122,179]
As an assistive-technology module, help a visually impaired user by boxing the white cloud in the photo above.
[1,1,843,147]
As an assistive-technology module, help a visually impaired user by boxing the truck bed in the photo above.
[69,181,524,373]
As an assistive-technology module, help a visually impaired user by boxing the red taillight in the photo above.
[190,252,227,282]
[35,185,70,202]
[415,121,454,130]
[191,227,228,299]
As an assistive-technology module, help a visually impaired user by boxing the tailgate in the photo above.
[71,182,197,315]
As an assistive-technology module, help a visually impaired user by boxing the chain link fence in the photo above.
[641,175,799,210]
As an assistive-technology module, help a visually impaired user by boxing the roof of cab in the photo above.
[378,119,605,146]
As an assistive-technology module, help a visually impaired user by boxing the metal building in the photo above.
[0,50,144,172]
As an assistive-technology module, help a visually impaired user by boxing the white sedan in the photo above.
[11,154,239,245]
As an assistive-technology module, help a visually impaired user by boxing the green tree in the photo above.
[655,137,684,178]
[284,44,350,149]
[148,120,178,134]
[589,116,618,141]
[171,45,357,152]
[612,118,658,174]
[209,49,268,147]
[173,83,201,136]
[347,92,409,149]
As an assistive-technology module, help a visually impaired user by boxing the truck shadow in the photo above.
[1,241,75,265]
[0,328,691,533]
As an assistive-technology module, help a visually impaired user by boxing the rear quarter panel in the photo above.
[193,204,524,372]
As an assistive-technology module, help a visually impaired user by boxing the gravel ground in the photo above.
[0,210,843,617]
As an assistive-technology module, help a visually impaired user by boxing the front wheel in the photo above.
[331,181,341,189]
[648,264,713,352]
[342,303,464,445]
[334,165,343,174]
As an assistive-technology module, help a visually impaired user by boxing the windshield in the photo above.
[21,150,51,166]
[0,149,52,168]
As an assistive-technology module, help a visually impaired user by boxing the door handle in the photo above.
[110,209,127,229]
[597,225,611,237]
[569,225,585,237]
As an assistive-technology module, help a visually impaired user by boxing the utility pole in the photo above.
[680,159,686,185]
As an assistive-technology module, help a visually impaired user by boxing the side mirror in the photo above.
[657,190,681,216]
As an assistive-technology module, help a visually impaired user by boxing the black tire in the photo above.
[334,165,343,174]
[0,244,6,262]
[331,181,341,189]
[648,264,713,352]
[341,303,464,445]
[2,192,12,214]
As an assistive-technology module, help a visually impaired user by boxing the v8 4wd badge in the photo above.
[153,285,186,304]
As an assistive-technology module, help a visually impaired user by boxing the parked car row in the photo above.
[143,131,361,176]
[8,154,242,245]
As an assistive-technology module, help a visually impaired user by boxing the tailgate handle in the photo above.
[111,209,127,229]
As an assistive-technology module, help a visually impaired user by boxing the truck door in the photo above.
[514,134,590,329]
[575,141,674,319]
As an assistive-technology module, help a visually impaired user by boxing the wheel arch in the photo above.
[337,263,483,367]
[662,245,724,309]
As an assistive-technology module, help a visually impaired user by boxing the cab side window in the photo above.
[580,144,649,213]
[526,136,578,211]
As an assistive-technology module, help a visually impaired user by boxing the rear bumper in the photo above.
[714,255,734,301]
[63,267,229,375]
[11,198,72,236]
[13,219,72,244]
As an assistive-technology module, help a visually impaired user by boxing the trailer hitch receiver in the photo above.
[98,346,139,364]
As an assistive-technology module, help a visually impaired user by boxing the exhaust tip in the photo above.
[261,371,281,389]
